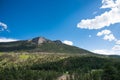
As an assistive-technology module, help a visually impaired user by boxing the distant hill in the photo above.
[0,37,93,54]
[109,55,120,58]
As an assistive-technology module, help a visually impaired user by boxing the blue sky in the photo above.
[0,0,120,55]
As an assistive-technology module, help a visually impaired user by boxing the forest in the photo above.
[0,53,120,80]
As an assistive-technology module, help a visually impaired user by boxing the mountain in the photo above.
[0,37,93,54]
[0,37,120,80]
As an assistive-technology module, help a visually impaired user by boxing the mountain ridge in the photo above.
[0,36,93,55]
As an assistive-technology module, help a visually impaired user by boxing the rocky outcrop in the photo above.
[32,37,51,45]
[31,37,63,45]
[57,74,70,80]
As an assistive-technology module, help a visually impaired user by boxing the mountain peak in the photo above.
[31,37,63,45]
[0,36,93,55]
[31,37,50,45]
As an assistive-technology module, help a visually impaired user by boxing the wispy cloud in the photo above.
[112,45,120,51]
[0,22,8,31]
[63,40,73,46]
[77,0,120,29]
[92,49,120,55]
[0,37,18,42]
[116,40,120,45]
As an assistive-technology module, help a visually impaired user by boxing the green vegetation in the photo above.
[0,53,120,80]
[0,40,92,54]
[0,37,120,80]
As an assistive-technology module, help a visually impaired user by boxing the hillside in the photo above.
[0,53,120,80]
[0,37,93,54]
[0,37,120,80]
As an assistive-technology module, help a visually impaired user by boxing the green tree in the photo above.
[102,64,118,80]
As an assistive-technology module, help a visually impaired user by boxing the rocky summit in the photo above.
[31,37,51,45]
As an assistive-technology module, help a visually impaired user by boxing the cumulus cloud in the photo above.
[63,40,73,46]
[0,22,8,31]
[0,38,18,42]
[77,0,120,55]
[92,49,120,55]
[97,29,111,36]
[101,0,120,9]
[77,0,120,29]
[103,34,116,41]
[97,29,116,41]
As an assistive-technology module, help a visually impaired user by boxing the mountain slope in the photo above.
[0,53,120,80]
[0,37,93,54]
[0,37,120,80]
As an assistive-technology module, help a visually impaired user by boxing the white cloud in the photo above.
[77,0,120,55]
[103,34,116,41]
[112,45,120,51]
[77,0,120,30]
[97,29,111,36]
[92,49,120,55]
[101,0,116,8]
[97,29,116,41]
[0,22,8,31]
[101,0,120,9]
[0,38,18,42]
[116,40,120,44]
[63,40,73,46]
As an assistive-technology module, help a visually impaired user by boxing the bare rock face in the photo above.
[32,37,49,45]
[31,37,62,45]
